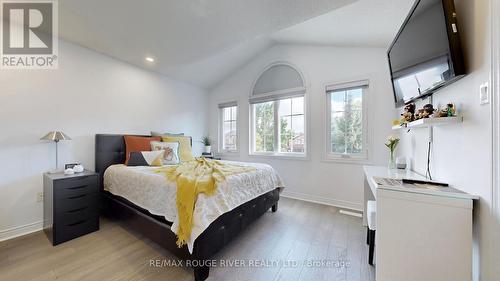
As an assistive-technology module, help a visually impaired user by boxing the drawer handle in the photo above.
[66,220,86,227]
[68,194,87,200]
[69,176,90,181]
[67,207,87,213]
[67,185,87,190]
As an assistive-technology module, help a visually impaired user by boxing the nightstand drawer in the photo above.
[56,193,98,214]
[54,217,99,245]
[54,176,98,199]
[55,205,97,226]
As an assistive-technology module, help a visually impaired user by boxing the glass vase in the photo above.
[388,150,397,170]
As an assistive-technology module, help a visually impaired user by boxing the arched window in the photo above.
[249,63,306,156]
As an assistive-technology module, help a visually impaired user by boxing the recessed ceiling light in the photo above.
[145,57,155,63]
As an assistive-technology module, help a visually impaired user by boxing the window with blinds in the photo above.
[218,102,238,152]
[326,80,369,160]
[249,63,307,157]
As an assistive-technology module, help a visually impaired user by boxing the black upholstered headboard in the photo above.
[95,134,142,190]
[95,134,192,190]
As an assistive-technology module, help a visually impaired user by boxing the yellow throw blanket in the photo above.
[156,158,255,247]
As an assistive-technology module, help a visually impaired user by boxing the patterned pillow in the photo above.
[127,150,164,167]
[150,141,180,165]
[161,136,194,162]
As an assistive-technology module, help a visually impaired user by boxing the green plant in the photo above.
[201,136,211,146]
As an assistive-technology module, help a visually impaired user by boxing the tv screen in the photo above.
[388,0,465,107]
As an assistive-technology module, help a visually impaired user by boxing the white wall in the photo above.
[0,40,208,240]
[208,44,395,210]
[397,0,494,280]
[492,0,500,279]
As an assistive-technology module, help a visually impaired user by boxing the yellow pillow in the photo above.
[161,136,194,162]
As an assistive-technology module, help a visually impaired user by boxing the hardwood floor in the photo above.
[0,198,375,281]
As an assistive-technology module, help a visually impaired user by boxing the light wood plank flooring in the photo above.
[0,197,375,281]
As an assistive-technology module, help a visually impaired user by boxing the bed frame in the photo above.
[95,134,280,281]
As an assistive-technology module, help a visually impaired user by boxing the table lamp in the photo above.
[40,131,71,173]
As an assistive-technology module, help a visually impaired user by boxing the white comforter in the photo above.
[103,160,284,253]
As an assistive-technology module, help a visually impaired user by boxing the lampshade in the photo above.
[40,131,71,142]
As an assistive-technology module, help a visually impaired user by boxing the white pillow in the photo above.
[150,141,180,165]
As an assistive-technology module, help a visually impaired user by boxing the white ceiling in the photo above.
[58,0,415,89]
[58,0,356,89]
[271,0,415,48]
[161,36,273,90]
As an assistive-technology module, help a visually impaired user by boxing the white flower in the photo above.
[387,135,399,142]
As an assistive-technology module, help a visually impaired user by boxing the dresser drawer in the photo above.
[54,217,99,245]
[56,193,98,214]
[54,175,98,199]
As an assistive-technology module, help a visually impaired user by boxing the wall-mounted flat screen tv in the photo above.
[387,0,466,107]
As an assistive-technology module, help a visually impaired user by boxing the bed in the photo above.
[95,134,282,281]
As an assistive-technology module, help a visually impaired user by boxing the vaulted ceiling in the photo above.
[59,0,356,88]
[272,0,415,47]
[58,0,414,89]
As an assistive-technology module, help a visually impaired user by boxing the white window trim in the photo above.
[218,102,239,154]
[323,79,372,164]
[249,96,309,159]
[248,152,310,161]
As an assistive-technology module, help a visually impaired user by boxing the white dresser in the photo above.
[363,166,477,281]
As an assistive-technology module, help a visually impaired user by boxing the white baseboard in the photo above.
[281,190,362,212]
[0,221,43,242]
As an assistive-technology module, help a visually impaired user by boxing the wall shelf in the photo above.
[392,116,463,130]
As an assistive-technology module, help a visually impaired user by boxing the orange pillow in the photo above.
[124,135,161,165]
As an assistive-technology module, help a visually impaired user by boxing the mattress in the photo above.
[103,160,284,253]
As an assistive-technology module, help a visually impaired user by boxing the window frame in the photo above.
[248,62,308,159]
[277,97,306,154]
[249,95,308,159]
[324,80,370,163]
[218,102,239,154]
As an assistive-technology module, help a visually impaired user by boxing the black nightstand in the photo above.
[202,156,222,160]
[43,170,99,245]
[201,153,222,160]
